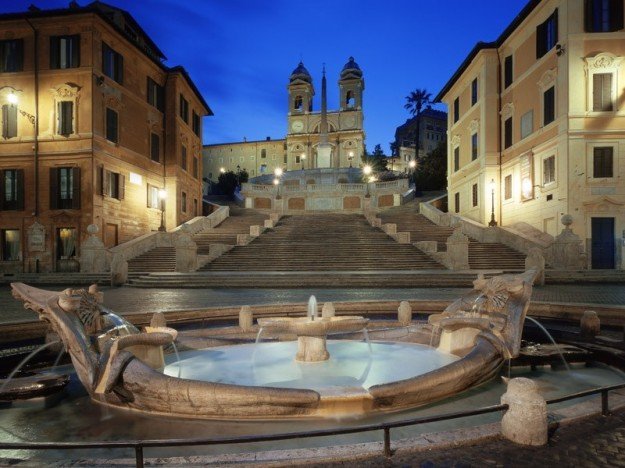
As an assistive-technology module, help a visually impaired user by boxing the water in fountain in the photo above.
[171,341,182,378]
[255,327,265,344]
[525,316,571,371]
[51,346,66,371]
[307,295,318,321]
[0,341,61,394]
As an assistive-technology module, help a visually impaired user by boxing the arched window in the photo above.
[294,95,303,111]
[346,91,355,109]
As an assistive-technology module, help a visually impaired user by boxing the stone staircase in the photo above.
[126,207,268,273]
[379,203,527,270]
[200,213,445,272]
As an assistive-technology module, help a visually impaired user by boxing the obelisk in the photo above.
[316,64,332,168]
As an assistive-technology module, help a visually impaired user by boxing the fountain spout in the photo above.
[308,295,318,321]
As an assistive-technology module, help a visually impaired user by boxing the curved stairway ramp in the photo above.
[379,203,527,270]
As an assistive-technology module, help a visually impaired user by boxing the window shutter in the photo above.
[97,165,104,196]
[536,22,545,58]
[71,167,81,209]
[116,54,123,84]
[49,168,59,209]
[50,36,59,69]
[14,39,23,71]
[602,73,613,110]
[0,170,4,210]
[2,105,7,138]
[103,169,111,196]
[16,169,24,210]
[593,75,603,111]
[611,0,624,30]
[71,35,80,67]
[118,174,125,200]
[7,104,17,138]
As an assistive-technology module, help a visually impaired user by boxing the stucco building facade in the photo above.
[392,108,447,173]
[0,2,211,273]
[203,58,365,181]
[437,0,625,269]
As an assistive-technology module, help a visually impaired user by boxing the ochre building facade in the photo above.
[0,2,211,273]
[437,0,625,269]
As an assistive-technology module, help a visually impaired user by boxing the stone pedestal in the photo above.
[580,310,600,339]
[239,305,253,331]
[80,224,108,273]
[383,223,397,235]
[322,302,335,318]
[398,301,412,325]
[110,254,128,286]
[296,335,329,362]
[174,225,197,273]
[446,228,470,270]
[551,215,587,270]
[501,378,548,446]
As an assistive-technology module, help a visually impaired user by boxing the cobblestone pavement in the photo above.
[0,283,623,324]
[320,408,625,467]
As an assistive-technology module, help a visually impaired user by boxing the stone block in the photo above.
[174,225,197,273]
[396,232,410,244]
[446,228,469,270]
[580,310,600,339]
[501,377,548,446]
[239,306,253,331]
[270,212,281,222]
[264,219,274,228]
[383,223,397,235]
[237,234,252,246]
[80,224,108,273]
[322,302,335,318]
[371,218,382,228]
[398,301,412,325]
[414,240,438,253]
[110,254,128,286]
[525,248,545,285]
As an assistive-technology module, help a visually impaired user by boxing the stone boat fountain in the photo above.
[10,270,538,419]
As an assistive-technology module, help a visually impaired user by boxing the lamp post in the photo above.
[408,159,417,186]
[488,178,497,227]
[301,153,306,170]
[274,167,283,199]
[158,189,167,231]
[363,164,372,198]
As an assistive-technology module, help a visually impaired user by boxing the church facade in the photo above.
[203,58,365,181]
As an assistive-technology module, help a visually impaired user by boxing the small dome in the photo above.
[290,61,312,83]
[341,56,362,78]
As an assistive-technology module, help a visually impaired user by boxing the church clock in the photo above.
[291,120,304,133]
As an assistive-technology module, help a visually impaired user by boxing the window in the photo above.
[193,157,199,178]
[1,169,24,210]
[471,78,478,105]
[294,95,303,111]
[261,149,267,159]
[146,77,164,111]
[0,39,23,73]
[1,104,17,139]
[50,35,80,69]
[181,145,187,170]
[453,146,460,172]
[454,192,460,213]
[179,94,188,123]
[471,133,478,160]
[453,97,459,123]
[543,155,555,185]
[346,90,355,108]
[105,108,118,143]
[472,183,478,207]
[57,101,73,136]
[593,147,614,177]
[150,133,160,162]
[260,164,267,173]
[504,174,512,200]
[543,86,555,125]
[593,73,614,111]
[102,42,123,84]
[1,229,20,261]
[104,170,124,200]
[192,111,201,136]
[504,55,513,88]
[50,167,80,209]
[181,191,187,212]
[504,117,513,149]
[536,9,558,59]
[521,110,533,139]
[147,184,160,209]
[295,155,301,164]
[585,0,624,32]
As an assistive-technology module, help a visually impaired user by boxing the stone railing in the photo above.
[241,183,277,195]
[371,179,409,192]
[341,183,366,192]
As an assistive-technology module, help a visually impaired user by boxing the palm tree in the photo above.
[403,89,432,177]
[404,89,432,116]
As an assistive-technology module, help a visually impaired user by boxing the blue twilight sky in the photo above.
[4,0,528,152]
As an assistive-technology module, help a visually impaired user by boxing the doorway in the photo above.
[591,217,615,269]
[105,223,118,248]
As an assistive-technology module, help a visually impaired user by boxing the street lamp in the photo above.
[219,167,226,174]
[158,189,167,231]
[7,92,18,105]
[301,153,306,170]
[488,178,497,227]
[363,164,372,198]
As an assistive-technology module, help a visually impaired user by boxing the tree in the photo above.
[217,169,249,198]
[412,142,447,191]
[361,143,388,174]
[403,88,432,163]
[404,89,432,117]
